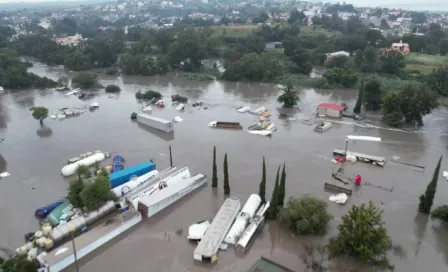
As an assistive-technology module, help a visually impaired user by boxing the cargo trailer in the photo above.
[109,161,156,189]
[137,113,174,133]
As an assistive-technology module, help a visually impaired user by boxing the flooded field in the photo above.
[0,62,447,271]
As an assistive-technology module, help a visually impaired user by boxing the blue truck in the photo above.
[109,161,156,189]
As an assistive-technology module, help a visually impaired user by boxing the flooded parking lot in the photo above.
[0,63,447,271]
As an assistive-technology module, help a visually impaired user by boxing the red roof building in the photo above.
[317,103,346,118]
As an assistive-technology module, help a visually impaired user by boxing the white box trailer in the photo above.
[137,113,174,133]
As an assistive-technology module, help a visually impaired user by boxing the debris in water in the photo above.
[0,172,11,178]
[329,193,348,204]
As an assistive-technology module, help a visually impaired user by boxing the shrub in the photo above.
[105,85,121,93]
[135,90,162,100]
[431,205,448,221]
[171,94,188,103]
[277,196,333,235]
[72,72,99,89]
[328,202,393,268]
[105,67,119,75]
[323,68,359,88]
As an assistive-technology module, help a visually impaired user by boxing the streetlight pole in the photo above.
[70,227,80,272]
[337,138,349,174]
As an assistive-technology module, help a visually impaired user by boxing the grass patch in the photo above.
[183,72,216,81]
[211,24,258,38]
[404,53,448,74]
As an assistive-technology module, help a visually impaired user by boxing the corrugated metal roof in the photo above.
[317,103,346,111]
[137,113,172,124]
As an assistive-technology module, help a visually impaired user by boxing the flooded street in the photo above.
[1,62,448,271]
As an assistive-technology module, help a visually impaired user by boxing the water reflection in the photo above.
[11,90,35,109]
[432,222,448,266]
[414,212,429,257]
[36,125,53,138]
[137,123,174,141]
[0,97,10,130]
[0,154,7,173]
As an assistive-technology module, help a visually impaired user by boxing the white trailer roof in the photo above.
[137,113,172,124]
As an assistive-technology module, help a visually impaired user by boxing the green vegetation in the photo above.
[31,107,49,125]
[431,205,448,221]
[67,179,85,208]
[0,53,57,89]
[223,153,230,195]
[419,156,442,214]
[80,174,116,212]
[259,156,267,204]
[427,65,448,96]
[72,72,100,89]
[212,146,217,188]
[183,72,215,81]
[382,84,438,127]
[105,85,121,93]
[266,165,280,220]
[171,94,188,103]
[277,82,299,108]
[277,196,332,235]
[328,202,393,268]
[323,68,359,88]
[0,255,39,272]
[135,90,162,100]
[278,163,286,208]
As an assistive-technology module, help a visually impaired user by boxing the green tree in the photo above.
[288,10,305,24]
[427,65,448,96]
[277,82,299,108]
[328,202,393,268]
[168,29,208,70]
[323,68,358,88]
[57,76,69,87]
[431,205,448,222]
[380,50,405,74]
[76,165,91,180]
[212,146,218,188]
[353,74,364,114]
[439,38,448,55]
[72,72,99,89]
[80,175,114,211]
[0,255,39,272]
[64,50,92,71]
[67,179,85,208]
[259,156,267,204]
[105,85,121,93]
[289,48,313,75]
[278,163,286,207]
[223,153,230,195]
[382,85,438,127]
[364,77,382,111]
[266,165,280,220]
[419,156,442,214]
[324,55,349,69]
[32,106,48,125]
[278,196,332,235]
[154,29,174,54]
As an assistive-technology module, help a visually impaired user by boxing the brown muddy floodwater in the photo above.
[0,62,448,271]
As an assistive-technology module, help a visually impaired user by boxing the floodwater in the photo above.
[1,62,448,271]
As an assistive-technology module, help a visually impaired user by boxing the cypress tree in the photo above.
[212,146,218,187]
[223,153,230,195]
[266,165,280,220]
[419,156,442,214]
[354,73,364,114]
[259,156,267,203]
[278,163,286,207]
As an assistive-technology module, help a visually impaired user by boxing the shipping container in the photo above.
[138,173,207,218]
[109,161,156,189]
[137,113,174,133]
[47,200,73,226]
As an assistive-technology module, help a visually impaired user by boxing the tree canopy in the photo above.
[277,82,299,108]
[72,72,99,89]
[32,107,49,124]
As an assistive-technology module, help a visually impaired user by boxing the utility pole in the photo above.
[169,145,173,168]
[70,227,80,272]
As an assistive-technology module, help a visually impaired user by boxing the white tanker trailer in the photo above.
[61,153,109,177]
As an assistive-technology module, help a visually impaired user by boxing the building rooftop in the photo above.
[246,257,295,272]
[317,103,346,111]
